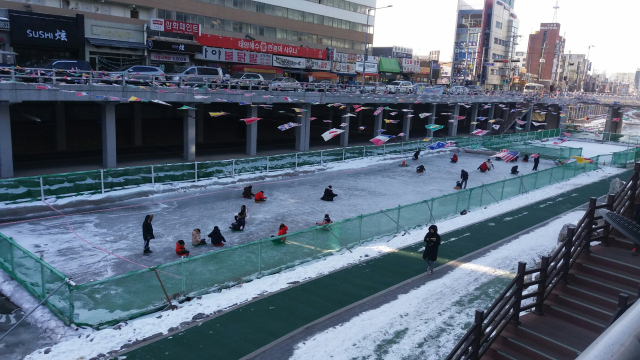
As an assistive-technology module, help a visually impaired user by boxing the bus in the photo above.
[523,83,545,95]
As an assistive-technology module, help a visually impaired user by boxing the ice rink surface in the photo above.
[0,151,553,283]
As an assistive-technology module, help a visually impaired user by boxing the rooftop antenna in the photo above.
[552,0,559,23]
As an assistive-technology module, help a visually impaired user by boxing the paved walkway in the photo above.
[112,169,631,360]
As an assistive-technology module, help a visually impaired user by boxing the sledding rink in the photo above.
[0,151,554,283]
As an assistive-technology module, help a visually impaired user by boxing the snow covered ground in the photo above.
[0,150,555,283]
[553,140,629,158]
[288,212,584,360]
[21,166,625,360]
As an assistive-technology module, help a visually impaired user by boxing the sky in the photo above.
[373,0,640,75]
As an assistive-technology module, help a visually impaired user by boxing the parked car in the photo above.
[269,77,301,91]
[165,66,223,87]
[229,72,265,89]
[110,65,165,85]
[449,86,469,95]
[386,81,414,94]
[305,79,336,92]
[466,85,483,95]
[412,83,432,94]
[26,59,93,84]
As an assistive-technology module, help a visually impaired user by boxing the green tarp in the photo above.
[378,57,401,73]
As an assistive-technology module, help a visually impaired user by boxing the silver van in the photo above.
[165,66,223,87]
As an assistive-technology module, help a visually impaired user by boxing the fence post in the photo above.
[68,285,74,323]
[194,162,198,182]
[358,215,363,244]
[258,240,262,275]
[100,169,104,194]
[510,261,527,325]
[383,144,386,155]
[500,180,506,200]
[560,227,574,284]
[603,194,615,246]
[533,256,549,315]
[584,197,597,254]
[396,206,401,233]
[313,229,318,257]
[181,258,186,294]
[343,148,345,161]
[232,159,236,178]
[151,165,155,184]
[8,242,14,273]
[266,156,269,173]
[295,153,298,169]
[40,177,45,201]
[401,142,404,155]
[321,150,324,166]
[39,257,46,299]
[363,146,365,158]
[469,310,485,360]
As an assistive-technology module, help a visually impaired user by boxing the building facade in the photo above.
[611,72,636,94]
[559,54,589,92]
[525,22,565,90]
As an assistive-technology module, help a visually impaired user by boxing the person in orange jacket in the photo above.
[277,223,288,243]
[451,153,458,163]
[255,191,267,202]
[175,240,189,257]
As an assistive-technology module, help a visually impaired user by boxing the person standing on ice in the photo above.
[413,149,421,160]
[423,225,441,275]
[460,169,469,189]
[532,155,540,171]
[321,185,338,201]
[142,214,155,254]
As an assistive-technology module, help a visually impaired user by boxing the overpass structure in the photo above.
[0,82,635,178]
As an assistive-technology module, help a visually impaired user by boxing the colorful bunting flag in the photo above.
[384,119,399,123]
[419,113,432,118]
[370,135,395,146]
[492,124,500,130]
[209,112,229,117]
[151,100,171,106]
[359,126,366,130]
[339,123,347,127]
[321,129,344,141]
[471,129,489,136]
[241,117,261,124]
[178,105,195,110]
[278,122,301,131]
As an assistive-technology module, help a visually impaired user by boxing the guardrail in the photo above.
[445,163,640,360]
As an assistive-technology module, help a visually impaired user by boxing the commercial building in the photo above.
[452,0,520,90]
[559,54,589,92]
[611,72,636,94]
[0,0,377,79]
[525,22,565,90]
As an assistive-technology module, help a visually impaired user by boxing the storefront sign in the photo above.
[307,59,331,71]
[271,55,331,70]
[150,52,189,62]
[149,18,200,36]
[9,10,83,50]
[419,67,431,75]
[87,20,144,43]
[147,39,202,54]
[333,52,357,63]
[401,58,420,73]
[196,47,272,65]
[356,62,378,73]
[332,62,356,74]
[196,34,326,59]
[356,55,380,63]
[392,45,413,59]
[0,19,9,31]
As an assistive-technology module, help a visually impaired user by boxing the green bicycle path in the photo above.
[116,169,631,360]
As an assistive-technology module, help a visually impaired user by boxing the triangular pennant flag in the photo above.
[241,117,262,124]
[178,105,195,110]
[151,99,171,106]
[209,112,229,117]
[321,129,344,141]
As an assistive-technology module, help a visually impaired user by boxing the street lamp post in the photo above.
[364,5,392,62]
[585,45,595,92]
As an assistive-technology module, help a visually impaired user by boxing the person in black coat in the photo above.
[416,165,426,173]
[511,165,519,174]
[208,226,227,247]
[413,149,421,160]
[422,225,441,274]
[321,185,338,201]
[242,185,254,199]
[230,216,245,231]
[142,214,155,254]
[532,156,540,171]
[522,154,529,162]
[460,170,469,189]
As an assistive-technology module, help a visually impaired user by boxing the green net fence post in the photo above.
[68,286,75,323]
[500,180,506,200]
[396,207,401,233]
[314,229,318,256]
[358,216,363,244]
[39,261,46,298]
[8,241,14,272]
[181,258,186,293]
[258,240,262,274]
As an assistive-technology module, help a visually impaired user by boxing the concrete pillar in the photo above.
[55,102,66,151]
[357,111,362,133]
[427,103,437,138]
[401,105,412,141]
[524,107,533,132]
[448,104,460,137]
[246,106,258,156]
[340,112,350,147]
[132,103,142,146]
[101,104,117,169]
[302,105,311,151]
[183,108,196,161]
[196,105,204,143]
[469,103,478,133]
[604,107,623,134]
[373,111,383,137]
[0,103,13,178]
[558,105,568,130]
[488,104,495,121]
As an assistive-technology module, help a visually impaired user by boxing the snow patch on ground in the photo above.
[22,167,625,360]
[289,212,584,360]
[551,140,629,158]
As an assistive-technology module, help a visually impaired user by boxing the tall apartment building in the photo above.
[525,22,565,90]
[452,0,519,90]
[559,54,589,92]
[0,0,376,78]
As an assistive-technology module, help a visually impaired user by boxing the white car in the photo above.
[269,77,301,91]
[387,81,414,94]
[449,86,469,95]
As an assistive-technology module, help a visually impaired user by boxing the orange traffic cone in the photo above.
[402,159,406,166]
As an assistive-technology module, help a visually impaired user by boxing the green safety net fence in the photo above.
[0,130,563,204]
[611,147,640,168]
[0,156,602,328]
[485,142,583,160]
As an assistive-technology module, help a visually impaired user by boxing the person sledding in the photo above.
[511,165,519,175]
[321,185,338,201]
[477,162,490,172]
[208,226,226,247]
[276,223,288,244]
[192,228,206,246]
[242,185,254,199]
[416,165,426,173]
[175,240,189,257]
[254,191,267,203]
[413,149,421,160]
[317,214,334,226]
[450,153,458,163]
[522,154,529,162]
[230,215,245,231]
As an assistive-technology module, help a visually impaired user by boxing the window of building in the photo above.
[314,14,323,24]
[276,28,287,39]
[496,21,502,29]
[494,37,499,44]
[275,6,287,17]
[157,9,173,20]
[287,30,298,40]
[288,9,303,21]
[304,12,313,22]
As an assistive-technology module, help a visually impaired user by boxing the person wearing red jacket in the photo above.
[277,223,288,243]
[175,240,189,257]
[254,191,267,203]
[477,162,490,172]
[451,153,458,163]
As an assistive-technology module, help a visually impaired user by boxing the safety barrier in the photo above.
[611,147,640,167]
[0,155,600,328]
[0,130,562,204]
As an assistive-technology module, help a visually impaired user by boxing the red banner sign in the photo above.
[196,34,326,60]
[149,18,201,36]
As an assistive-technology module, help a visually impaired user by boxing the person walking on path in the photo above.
[142,214,155,254]
[532,155,540,171]
[423,225,441,275]
[460,170,469,189]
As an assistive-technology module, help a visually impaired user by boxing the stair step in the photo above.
[574,262,640,289]
[583,249,640,276]
[608,235,635,248]
[518,314,600,352]
[491,337,538,360]
[544,301,607,333]
[502,324,578,360]
[547,293,613,322]
[553,283,619,310]
[568,272,638,299]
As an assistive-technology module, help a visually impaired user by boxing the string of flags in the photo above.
[241,117,261,124]
[278,122,301,131]
[321,129,344,141]
[384,119,399,123]
[209,112,228,117]
[471,129,489,136]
